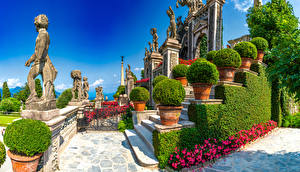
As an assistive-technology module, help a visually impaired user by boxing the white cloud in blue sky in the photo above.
[91,78,104,88]
[0,78,23,88]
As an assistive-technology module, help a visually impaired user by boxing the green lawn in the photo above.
[0,113,21,127]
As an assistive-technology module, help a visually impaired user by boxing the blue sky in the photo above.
[0,0,299,95]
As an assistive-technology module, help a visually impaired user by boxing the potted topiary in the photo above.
[130,87,150,111]
[113,92,119,101]
[153,75,168,87]
[187,60,219,100]
[0,141,5,168]
[172,64,189,86]
[153,79,185,125]
[214,48,241,81]
[233,41,257,70]
[4,119,51,172]
[250,37,269,62]
[206,50,217,63]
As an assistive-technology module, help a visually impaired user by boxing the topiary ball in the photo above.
[250,37,269,51]
[153,75,168,87]
[206,50,217,61]
[0,141,5,168]
[187,60,219,84]
[153,79,185,106]
[130,87,150,102]
[214,48,241,68]
[4,119,51,157]
[233,41,257,59]
[172,64,188,78]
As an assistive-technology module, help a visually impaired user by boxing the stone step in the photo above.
[141,120,156,132]
[134,124,154,152]
[180,113,189,121]
[124,130,158,167]
[149,114,161,124]
[181,102,190,109]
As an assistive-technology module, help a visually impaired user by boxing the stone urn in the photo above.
[192,83,212,100]
[217,67,236,82]
[256,50,264,62]
[133,101,146,111]
[158,105,183,126]
[175,77,188,87]
[240,58,253,70]
[7,150,42,172]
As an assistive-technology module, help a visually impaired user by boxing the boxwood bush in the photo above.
[0,141,5,168]
[206,50,217,61]
[214,48,241,68]
[153,79,185,106]
[172,64,188,78]
[186,60,219,84]
[233,41,257,59]
[250,37,269,51]
[0,97,21,112]
[4,119,51,157]
[153,75,168,87]
[129,87,150,102]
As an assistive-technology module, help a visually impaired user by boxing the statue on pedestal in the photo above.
[25,14,57,110]
[95,86,104,109]
[82,77,89,100]
[167,6,177,39]
[145,47,150,57]
[150,28,159,52]
[176,0,204,14]
[71,70,83,102]
[148,42,153,53]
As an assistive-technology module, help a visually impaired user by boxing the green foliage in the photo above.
[271,79,282,126]
[153,79,185,106]
[56,89,72,109]
[199,35,208,58]
[186,60,219,84]
[0,92,1,102]
[282,113,300,128]
[116,85,125,95]
[214,48,241,68]
[129,87,150,102]
[172,64,188,78]
[250,37,269,51]
[35,79,43,98]
[0,141,5,168]
[153,75,168,88]
[131,72,137,82]
[233,41,257,59]
[113,92,120,99]
[206,50,217,61]
[2,82,11,99]
[118,108,134,132]
[14,83,30,103]
[141,69,144,79]
[0,98,21,113]
[4,119,51,157]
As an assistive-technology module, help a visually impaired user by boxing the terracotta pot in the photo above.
[133,101,146,111]
[114,98,118,101]
[257,50,264,62]
[175,77,188,87]
[7,150,42,172]
[240,57,253,70]
[217,67,236,82]
[158,105,183,126]
[192,83,212,100]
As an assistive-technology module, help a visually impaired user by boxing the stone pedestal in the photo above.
[68,101,83,106]
[148,52,163,107]
[154,121,195,133]
[26,99,56,111]
[118,94,129,106]
[132,110,158,125]
[161,38,181,78]
[95,100,102,109]
[22,109,60,121]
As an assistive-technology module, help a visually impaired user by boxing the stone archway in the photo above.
[194,33,208,59]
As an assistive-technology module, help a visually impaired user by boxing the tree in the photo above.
[141,70,144,79]
[14,83,30,103]
[116,85,125,95]
[131,72,137,82]
[2,82,11,99]
[35,79,43,98]
[56,89,72,109]
[0,92,1,102]
[0,97,21,113]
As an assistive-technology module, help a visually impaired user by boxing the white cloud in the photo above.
[134,67,144,71]
[231,0,253,12]
[91,78,104,87]
[244,23,248,27]
[113,74,118,78]
[0,78,23,88]
[55,83,71,90]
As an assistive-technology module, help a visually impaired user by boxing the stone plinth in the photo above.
[21,109,60,121]
[161,38,181,78]
[189,99,223,105]
[68,101,83,106]
[236,69,258,76]
[26,99,56,111]
[118,94,129,106]
[132,110,158,125]
[253,60,268,68]
[154,120,195,133]
[217,81,243,87]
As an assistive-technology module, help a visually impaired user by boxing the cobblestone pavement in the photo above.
[59,131,160,172]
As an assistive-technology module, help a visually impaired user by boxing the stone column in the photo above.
[121,56,125,86]
[148,52,163,107]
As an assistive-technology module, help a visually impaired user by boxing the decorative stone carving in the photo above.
[70,70,83,102]
[25,14,57,111]
[176,0,204,15]
[167,6,177,39]
[82,77,89,100]
[125,65,135,97]
[176,16,184,41]
[145,47,149,57]
[95,86,104,109]
[150,28,159,52]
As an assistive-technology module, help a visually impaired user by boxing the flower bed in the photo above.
[179,58,198,65]
[102,101,118,107]
[168,120,277,170]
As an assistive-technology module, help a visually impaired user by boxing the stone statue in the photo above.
[95,86,104,101]
[148,42,153,53]
[145,47,149,57]
[176,0,203,14]
[176,16,185,41]
[82,77,89,100]
[71,70,83,102]
[150,28,159,52]
[125,64,135,96]
[167,6,177,39]
[25,14,57,110]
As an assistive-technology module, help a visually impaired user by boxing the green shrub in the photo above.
[206,50,217,61]
[153,75,168,87]
[116,85,125,95]
[282,113,300,128]
[250,37,269,51]
[130,87,150,102]
[186,60,219,84]
[4,119,51,156]
[0,141,5,168]
[233,41,257,59]
[113,92,119,99]
[56,88,72,109]
[118,107,134,132]
[214,48,241,68]
[153,79,185,106]
[172,64,188,78]
[0,98,21,112]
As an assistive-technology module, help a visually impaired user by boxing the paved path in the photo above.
[59,131,160,172]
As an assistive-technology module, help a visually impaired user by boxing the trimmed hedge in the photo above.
[206,50,217,61]
[153,64,271,168]
[251,37,269,51]
[129,87,150,102]
[153,75,168,88]
[172,64,188,78]
[4,119,51,157]
[153,79,185,106]
[186,60,219,84]
[0,141,5,168]
[233,41,257,59]
[214,48,241,68]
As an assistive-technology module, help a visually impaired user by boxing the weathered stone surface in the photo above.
[167,6,176,39]
[132,110,158,125]
[70,70,83,102]
[21,108,60,121]
[154,120,195,133]
[82,76,89,100]
[189,99,223,105]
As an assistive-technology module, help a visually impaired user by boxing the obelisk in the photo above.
[121,56,125,86]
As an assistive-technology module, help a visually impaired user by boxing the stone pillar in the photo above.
[207,0,225,51]
[148,52,163,107]
[161,38,182,78]
[121,56,125,86]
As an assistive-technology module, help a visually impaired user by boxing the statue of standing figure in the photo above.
[95,86,104,101]
[25,14,57,110]
[150,28,159,52]
[82,77,89,100]
[71,70,83,102]
[176,0,203,14]
[167,6,177,39]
